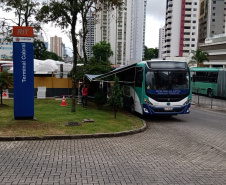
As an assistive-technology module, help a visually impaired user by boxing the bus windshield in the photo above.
[145,70,190,95]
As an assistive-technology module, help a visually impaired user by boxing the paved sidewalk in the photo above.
[0,107,226,184]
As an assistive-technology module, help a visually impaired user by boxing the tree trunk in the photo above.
[71,78,76,112]
[114,109,117,118]
[0,90,2,105]
[70,15,78,112]
[82,33,88,65]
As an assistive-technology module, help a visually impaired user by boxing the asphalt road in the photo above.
[0,106,226,185]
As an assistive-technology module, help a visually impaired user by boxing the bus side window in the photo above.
[192,74,196,82]
[135,67,143,87]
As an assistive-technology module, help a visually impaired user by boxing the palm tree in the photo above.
[189,48,209,67]
[0,70,13,105]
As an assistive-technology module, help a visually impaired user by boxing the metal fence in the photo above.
[192,94,226,110]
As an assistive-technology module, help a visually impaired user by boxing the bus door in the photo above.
[134,67,143,114]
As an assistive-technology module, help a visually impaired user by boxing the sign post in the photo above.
[13,26,34,120]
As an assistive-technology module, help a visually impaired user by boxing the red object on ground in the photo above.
[61,95,67,106]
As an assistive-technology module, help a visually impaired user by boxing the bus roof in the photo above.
[90,60,189,82]
[91,63,137,81]
[190,67,220,72]
[145,60,186,63]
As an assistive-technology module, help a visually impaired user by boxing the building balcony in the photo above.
[185,5,192,9]
[184,23,192,27]
[165,35,171,40]
[184,17,192,21]
[168,6,173,11]
[183,46,190,50]
[165,30,171,34]
[183,35,191,39]
[165,41,171,45]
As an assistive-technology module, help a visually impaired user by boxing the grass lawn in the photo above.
[0,99,143,137]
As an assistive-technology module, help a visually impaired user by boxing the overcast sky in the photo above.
[145,0,166,48]
[1,0,166,56]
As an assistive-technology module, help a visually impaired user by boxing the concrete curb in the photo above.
[0,120,148,142]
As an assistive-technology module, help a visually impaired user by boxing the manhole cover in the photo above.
[83,119,94,123]
[65,122,81,126]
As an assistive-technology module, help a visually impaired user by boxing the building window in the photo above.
[183,50,189,53]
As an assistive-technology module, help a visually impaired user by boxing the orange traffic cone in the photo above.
[61,95,67,106]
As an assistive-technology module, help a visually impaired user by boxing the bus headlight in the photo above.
[143,108,149,113]
[183,98,191,105]
[144,98,153,105]
[187,108,190,113]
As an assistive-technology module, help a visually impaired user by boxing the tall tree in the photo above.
[86,58,112,74]
[0,0,41,31]
[34,39,47,60]
[44,51,62,61]
[92,41,113,61]
[74,41,113,79]
[108,75,123,118]
[144,46,159,60]
[189,48,209,67]
[33,40,62,61]
[0,0,41,58]
[0,70,13,105]
[36,0,122,112]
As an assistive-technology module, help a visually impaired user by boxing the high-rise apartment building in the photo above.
[50,36,62,57]
[95,0,147,65]
[199,0,225,44]
[79,11,95,60]
[163,0,199,58]
[62,43,67,58]
[158,27,165,59]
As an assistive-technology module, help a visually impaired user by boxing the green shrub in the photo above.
[94,89,107,109]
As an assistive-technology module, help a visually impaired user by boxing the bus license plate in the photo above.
[164,107,173,111]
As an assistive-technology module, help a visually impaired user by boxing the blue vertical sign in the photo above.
[13,26,34,120]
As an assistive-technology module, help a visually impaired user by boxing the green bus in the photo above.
[190,67,226,98]
[93,60,191,115]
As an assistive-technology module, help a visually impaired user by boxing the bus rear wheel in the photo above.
[207,89,213,98]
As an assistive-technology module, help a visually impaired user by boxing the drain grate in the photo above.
[65,122,81,126]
